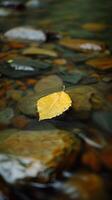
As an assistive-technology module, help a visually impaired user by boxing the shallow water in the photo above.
[0,0,112,199]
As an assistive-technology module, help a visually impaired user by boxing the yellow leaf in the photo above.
[37,91,72,121]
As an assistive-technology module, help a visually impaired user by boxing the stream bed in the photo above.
[0,0,112,199]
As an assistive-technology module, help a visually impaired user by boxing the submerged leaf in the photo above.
[37,91,72,120]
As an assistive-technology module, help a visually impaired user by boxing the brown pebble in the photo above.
[0,123,8,130]
[15,80,24,87]
[8,41,26,49]
[107,94,112,103]
[90,73,101,80]
[15,81,27,91]
[20,85,27,91]
[101,147,112,169]
[26,79,37,86]
[0,89,5,98]
[82,149,101,171]
[11,115,30,129]
[0,98,7,109]
[3,80,13,91]
[63,171,107,200]
[53,58,67,65]
[86,57,112,70]
[0,52,9,60]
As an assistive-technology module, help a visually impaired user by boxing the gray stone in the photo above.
[92,111,112,134]
[34,75,63,93]
[0,107,14,125]
[0,8,11,16]
[17,93,41,116]
[0,57,51,78]
[4,27,46,42]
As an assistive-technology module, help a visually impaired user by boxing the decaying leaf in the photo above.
[37,91,72,120]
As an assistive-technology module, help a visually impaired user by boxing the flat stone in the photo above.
[82,23,107,32]
[59,38,106,52]
[86,57,112,70]
[4,27,46,42]
[0,129,80,184]
[0,57,51,78]
[22,47,58,57]
[60,71,86,85]
[66,86,104,113]
[34,75,63,93]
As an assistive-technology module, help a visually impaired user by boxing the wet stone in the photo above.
[53,58,67,65]
[0,89,6,98]
[86,57,112,71]
[34,75,63,93]
[107,94,112,103]
[0,129,80,184]
[101,146,112,170]
[59,38,106,53]
[81,149,101,172]
[25,119,56,131]
[11,115,30,129]
[26,0,40,8]
[102,75,112,83]
[0,107,14,125]
[0,57,51,78]
[0,98,7,110]
[0,8,11,16]
[4,27,46,42]
[62,172,108,200]
[22,47,58,57]
[17,93,43,116]
[82,23,107,32]
[92,111,112,134]
[18,75,63,116]
[8,40,26,49]
[73,127,105,149]
[60,71,86,86]
[66,85,105,114]
[6,89,23,101]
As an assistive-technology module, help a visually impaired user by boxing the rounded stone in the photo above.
[0,129,80,184]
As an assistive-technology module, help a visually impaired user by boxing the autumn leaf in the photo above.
[37,91,72,120]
